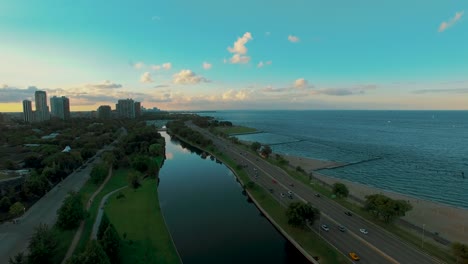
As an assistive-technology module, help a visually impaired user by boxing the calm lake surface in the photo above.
[158,132,309,264]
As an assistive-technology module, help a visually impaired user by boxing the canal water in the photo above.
[158,132,309,264]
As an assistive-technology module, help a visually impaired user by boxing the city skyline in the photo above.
[1,0,467,111]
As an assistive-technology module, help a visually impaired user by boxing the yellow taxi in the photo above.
[349,252,360,261]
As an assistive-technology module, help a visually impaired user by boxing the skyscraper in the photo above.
[134,101,141,117]
[34,90,50,122]
[22,100,34,123]
[50,96,70,120]
[116,99,136,118]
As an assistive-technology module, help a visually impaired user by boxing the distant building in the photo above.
[34,90,50,122]
[116,99,137,118]
[22,100,34,123]
[97,105,112,119]
[134,101,141,117]
[50,96,70,120]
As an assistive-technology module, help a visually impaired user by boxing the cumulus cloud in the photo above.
[227,32,253,64]
[152,62,172,71]
[257,61,272,68]
[203,62,212,70]
[294,78,308,89]
[439,11,464,32]
[85,80,122,89]
[140,72,153,83]
[173,69,209,84]
[134,62,145,69]
[261,86,288,92]
[154,84,170,88]
[312,84,377,96]
[162,62,172,70]
[413,88,468,94]
[288,35,300,43]
[222,89,251,101]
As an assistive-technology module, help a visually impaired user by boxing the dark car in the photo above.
[315,193,321,197]
[338,225,346,232]
[345,211,353,216]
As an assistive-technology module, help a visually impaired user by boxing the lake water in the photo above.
[201,110,468,209]
[157,132,309,264]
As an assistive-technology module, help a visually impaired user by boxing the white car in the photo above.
[359,228,368,234]
[321,224,330,232]
[280,193,285,198]
[287,191,293,195]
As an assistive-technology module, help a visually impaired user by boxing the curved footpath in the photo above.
[90,186,127,240]
[186,122,441,264]
[61,166,114,264]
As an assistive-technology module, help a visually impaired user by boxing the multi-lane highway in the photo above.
[187,122,441,264]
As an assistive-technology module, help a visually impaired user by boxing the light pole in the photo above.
[421,224,426,248]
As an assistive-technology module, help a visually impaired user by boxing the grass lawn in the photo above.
[51,228,76,264]
[215,125,258,135]
[105,178,180,264]
[75,168,129,253]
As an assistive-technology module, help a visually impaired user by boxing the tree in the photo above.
[332,183,349,198]
[127,171,141,189]
[0,196,11,212]
[99,224,120,263]
[90,163,109,184]
[9,252,26,264]
[364,194,413,223]
[97,213,110,240]
[286,202,320,228]
[452,242,468,264]
[131,155,151,173]
[23,172,50,198]
[79,240,111,264]
[28,224,57,264]
[56,191,85,229]
[250,142,261,152]
[9,202,25,217]
[260,145,272,158]
[3,159,17,170]
[24,155,43,169]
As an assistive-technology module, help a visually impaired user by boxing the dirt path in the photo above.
[61,166,114,264]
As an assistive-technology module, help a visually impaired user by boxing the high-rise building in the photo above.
[23,100,34,123]
[116,99,135,118]
[97,105,112,119]
[50,96,70,120]
[134,101,141,117]
[34,90,50,122]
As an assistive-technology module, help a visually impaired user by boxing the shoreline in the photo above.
[282,154,468,245]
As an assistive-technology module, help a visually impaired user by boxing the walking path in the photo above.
[90,186,127,240]
[61,166,114,264]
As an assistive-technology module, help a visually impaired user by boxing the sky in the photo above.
[0,0,467,111]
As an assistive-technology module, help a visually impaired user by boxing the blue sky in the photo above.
[0,0,467,111]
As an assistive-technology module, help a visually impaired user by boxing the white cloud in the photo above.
[151,65,161,71]
[86,80,122,89]
[134,62,145,69]
[294,78,308,89]
[257,60,272,68]
[203,62,212,70]
[173,69,209,84]
[222,89,251,101]
[227,32,253,64]
[439,11,464,32]
[230,54,250,64]
[140,72,153,83]
[311,84,377,96]
[288,35,300,43]
[162,62,172,70]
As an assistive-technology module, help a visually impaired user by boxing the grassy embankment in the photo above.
[171,130,348,264]
[214,125,258,135]
[263,154,455,263]
[105,175,180,264]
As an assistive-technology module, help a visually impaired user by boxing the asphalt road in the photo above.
[187,122,441,264]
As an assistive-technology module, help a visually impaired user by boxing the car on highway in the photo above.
[349,252,360,261]
[345,211,353,216]
[338,225,346,232]
[321,224,329,232]
[289,183,294,187]
[359,228,368,234]
[280,193,285,198]
[287,191,293,195]
[315,193,321,197]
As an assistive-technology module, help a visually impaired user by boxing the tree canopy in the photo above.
[27,224,57,264]
[332,183,349,198]
[452,242,468,264]
[9,202,24,217]
[286,202,320,228]
[250,142,261,152]
[364,194,413,223]
[260,145,272,158]
[56,191,85,229]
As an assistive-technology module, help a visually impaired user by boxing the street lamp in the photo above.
[421,224,426,248]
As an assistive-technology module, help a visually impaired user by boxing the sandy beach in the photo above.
[283,154,468,245]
